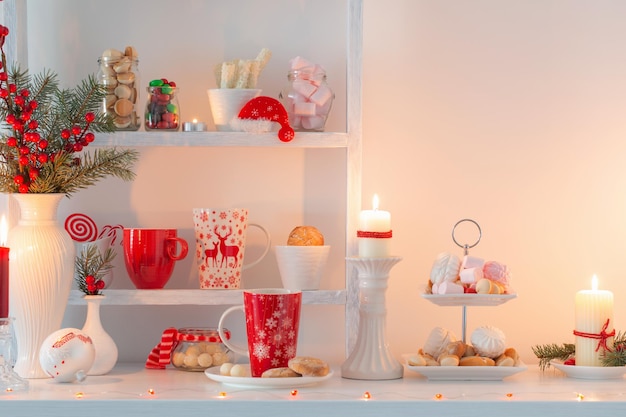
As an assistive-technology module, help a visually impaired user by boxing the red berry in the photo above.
[96,280,106,289]
[0,72,7,82]
[38,139,48,149]
[0,88,8,98]
[564,358,575,366]
[6,114,15,124]
[18,145,29,155]
[20,89,29,97]
[13,174,25,184]
[8,83,16,93]
[61,129,71,139]
[84,132,95,143]
[6,136,16,147]
[87,284,96,293]
[29,100,38,110]
[37,153,48,164]
[18,184,29,193]
[160,78,169,85]
[28,168,39,180]
[28,120,38,130]
[84,112,95,123]
[73,143,83,152]
[18,155,29,166]
[168,81,176,87]
[85,275,96,284]
[71,125,81,135]
[13,96,24,106]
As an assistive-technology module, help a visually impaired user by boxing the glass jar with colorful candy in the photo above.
[144,79,180,131]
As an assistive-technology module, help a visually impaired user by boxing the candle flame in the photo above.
[372,194,379,210]
[192,118,198,124]
[0,215,7,246]
[592,275,598,291]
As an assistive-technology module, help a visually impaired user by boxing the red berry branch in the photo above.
[0,23,138,195]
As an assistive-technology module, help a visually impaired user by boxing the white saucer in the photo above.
[204,365,334,388]
[550,360,626,380]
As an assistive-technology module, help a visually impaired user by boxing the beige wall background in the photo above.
[13,0,626,366]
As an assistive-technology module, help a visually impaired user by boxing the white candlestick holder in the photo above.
[342,256,403,380]
[0,318,28,391]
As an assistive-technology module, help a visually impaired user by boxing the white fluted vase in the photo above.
[7,193,75,379]
[342,256,403,380]
[81,295,117,375]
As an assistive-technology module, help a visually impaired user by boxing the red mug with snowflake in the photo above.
[123,228,188,289]
[192,208,271,289]
[218,289,302,377]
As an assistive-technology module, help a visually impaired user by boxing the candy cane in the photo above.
[64,213,98,242]
[98,224,124,246]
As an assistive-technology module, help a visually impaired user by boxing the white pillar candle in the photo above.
[574,275,614,366]
[358,194,392,257]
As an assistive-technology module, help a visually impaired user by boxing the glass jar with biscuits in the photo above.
[171,327,233,372]
[97,47,141,131]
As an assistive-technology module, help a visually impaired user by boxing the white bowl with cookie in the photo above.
[276,226,329,290]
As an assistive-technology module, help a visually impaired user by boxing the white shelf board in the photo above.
[68,289,347,306]
[91,131,349,148]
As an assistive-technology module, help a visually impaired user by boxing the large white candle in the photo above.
[358,194,392,257]
[574,275,614,366]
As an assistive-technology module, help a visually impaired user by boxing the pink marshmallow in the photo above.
[301,115,325,130]
[292,79,317,98]
[462,255,484,270]
[294,102,317,116]
[459,267,483,284]
[289,56,315,70]
[310,84,333,107]
[437,281,465,295]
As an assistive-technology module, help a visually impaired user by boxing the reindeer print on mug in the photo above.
[192,208,271,289]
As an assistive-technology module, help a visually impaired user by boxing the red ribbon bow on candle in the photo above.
[573,318,615,352]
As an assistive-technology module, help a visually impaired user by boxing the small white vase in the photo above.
[81,295,118,375]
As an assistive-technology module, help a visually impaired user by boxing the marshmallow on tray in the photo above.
[281,56,334,132]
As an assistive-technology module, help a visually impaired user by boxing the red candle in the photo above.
[0,215,8,318]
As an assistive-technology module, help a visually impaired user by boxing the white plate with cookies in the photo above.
[403,355,526,381]
[204,365,334,389]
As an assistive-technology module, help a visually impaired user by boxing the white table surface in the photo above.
[3,363,626,416]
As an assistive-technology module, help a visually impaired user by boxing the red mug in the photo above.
[218,289,302,377]
[123,228,188,289]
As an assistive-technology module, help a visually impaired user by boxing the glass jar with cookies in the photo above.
[97,47,141,131]
[170,327,233,372]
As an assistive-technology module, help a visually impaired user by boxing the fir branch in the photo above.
[532,343,575,371]
[601,331,626,367]
[29,148,139,196]
[74,243,116,296]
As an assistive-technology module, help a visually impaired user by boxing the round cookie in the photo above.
[288,356,330,376]
[287,226,324,246]
[261,367,302,378]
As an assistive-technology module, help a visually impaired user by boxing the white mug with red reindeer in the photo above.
[192,208,271,289]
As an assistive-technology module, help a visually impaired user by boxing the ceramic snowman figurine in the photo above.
[39,328,95,383]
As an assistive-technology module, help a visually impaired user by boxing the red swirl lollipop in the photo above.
[64,213,98,242]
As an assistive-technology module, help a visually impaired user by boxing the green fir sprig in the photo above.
[531,343,575,371]
[601,331,626,367]
[74,244,116,296]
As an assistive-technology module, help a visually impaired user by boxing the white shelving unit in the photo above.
[3,0,363,353]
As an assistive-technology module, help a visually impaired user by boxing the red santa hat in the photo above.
[233,96,295,142]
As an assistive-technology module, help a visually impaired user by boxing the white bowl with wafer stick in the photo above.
[209,48,271,131]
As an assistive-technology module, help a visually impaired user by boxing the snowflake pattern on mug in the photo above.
[247,293,301,374]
